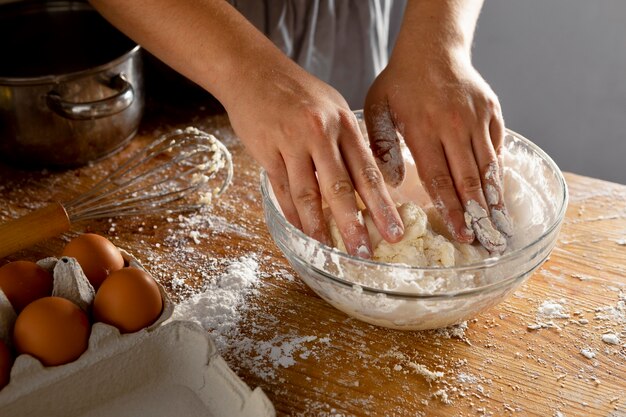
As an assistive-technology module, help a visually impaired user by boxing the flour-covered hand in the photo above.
[364,0,511,253]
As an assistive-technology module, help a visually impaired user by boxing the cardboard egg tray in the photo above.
[0,250,275,417]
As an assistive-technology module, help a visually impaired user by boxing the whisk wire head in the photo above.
[64,127,233,223]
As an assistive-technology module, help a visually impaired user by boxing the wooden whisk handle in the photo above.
[0,203,71,259]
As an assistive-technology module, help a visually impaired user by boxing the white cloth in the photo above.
[228,0,406,108]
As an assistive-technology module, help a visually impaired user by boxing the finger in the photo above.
[409,132,474,243]
[283,153,332,246]
[338,117,404,244]
[441,133,490,213]
[489,106,506,153]
[364,102,405,187]
[266,159,302,231]
[475,120,513,237]
[313,145,372,259]
[441,131,505,253]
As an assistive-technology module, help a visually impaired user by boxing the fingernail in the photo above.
[388,222,404,240]
[355,244,372,259]
[459,213,475,241]
[446,218,473,243]
[464,211,473,229]
[462,226,474,241]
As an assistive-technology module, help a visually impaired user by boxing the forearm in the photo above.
[89,0,298,110]
[92,0,404,256]
[391,0,484,63]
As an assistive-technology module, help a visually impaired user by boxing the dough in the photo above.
[328,202,488,267]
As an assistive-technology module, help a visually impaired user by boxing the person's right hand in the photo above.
[223,59,404,258]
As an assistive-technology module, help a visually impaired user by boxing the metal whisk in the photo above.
[0,127,233,258]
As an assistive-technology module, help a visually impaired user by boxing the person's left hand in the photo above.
[364,47,512,253]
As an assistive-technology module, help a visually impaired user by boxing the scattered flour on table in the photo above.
[537,299,570,319]
[580,348,596,359]
[406,362,444,383]
[434,321,469,341]
[594,291,626,323]
[227,333,334,381]
[601,333,620,345]
[527,299,571,330]
[168,252,334,380]
[257,335,320,367]
[431,389,452,405]
[172,255,259,351]
[456,373,479,384]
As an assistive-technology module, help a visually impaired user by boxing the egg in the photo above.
[13,297,90,367]
[61,233,124,290]
[0,261,54,312]
[0,339,11,390]
[93,267,163,333]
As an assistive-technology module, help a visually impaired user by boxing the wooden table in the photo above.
[0,105,624,417]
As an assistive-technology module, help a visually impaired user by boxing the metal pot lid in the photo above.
[0,1,139,84]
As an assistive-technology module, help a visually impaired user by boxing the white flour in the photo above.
[527,299,577,331]
[537,299,570,319]
[580,348,596,359]
[407,362,444,383]
[171,256,259,351]
[169,252,335,380]
[601,333,620,345]
[594,291,626,323]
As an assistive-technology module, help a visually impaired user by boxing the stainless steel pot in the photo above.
[0,0,144,168]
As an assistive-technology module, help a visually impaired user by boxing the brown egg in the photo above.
[0,261,54,312]
[62,233,124,290]
[13,297,90,367]
[0,339,12,390]
[93,267,162,333]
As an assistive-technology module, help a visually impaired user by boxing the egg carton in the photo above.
[0,250,172,347]
[0,251,275,417]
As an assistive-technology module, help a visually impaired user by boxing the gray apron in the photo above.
[228,0,406,108]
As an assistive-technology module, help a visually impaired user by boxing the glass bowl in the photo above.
[260,118,568,330]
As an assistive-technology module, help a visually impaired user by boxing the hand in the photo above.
[88,0,404,257]
[226,61,404,258]
[364,47,511,253]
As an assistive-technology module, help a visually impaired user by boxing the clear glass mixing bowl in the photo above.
[260,115,568,330]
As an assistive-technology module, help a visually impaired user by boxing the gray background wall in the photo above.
[472,0,626,184]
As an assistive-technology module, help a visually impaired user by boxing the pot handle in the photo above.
[46,73,134,120]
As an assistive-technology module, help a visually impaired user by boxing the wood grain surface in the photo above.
[0,108,624,417]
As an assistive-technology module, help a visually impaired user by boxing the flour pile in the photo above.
[171,256,259,350]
